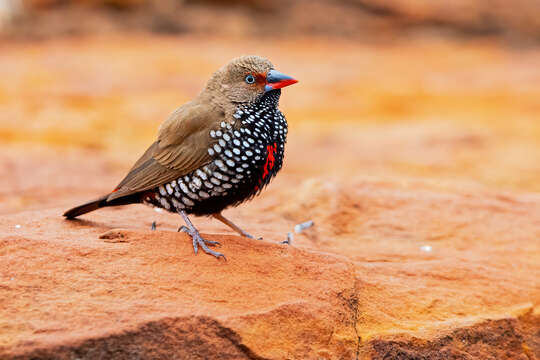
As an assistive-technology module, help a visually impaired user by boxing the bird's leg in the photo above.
[178,210,225,259]
[213,213,262,240]
[151,221,157,231]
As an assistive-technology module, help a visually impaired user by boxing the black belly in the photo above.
[145,135,285,216]
[145,143,283,216]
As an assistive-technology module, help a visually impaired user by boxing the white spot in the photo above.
[248,138,255,144]
[420,245,432,252]
[15,224,21,229]
[159,186,167,196]
[210,177,221,185]
[199,191,210,198]
[241,155,247,161]
[165,183,173,195]
[196,169,207,180]
[223,183,232,189]
[243,141,250,147]
[204,181,213,188]
[182,197,195,206]
[215,159,224,168]
[213,144,222,153]
[242,163,249,168]
[223,133,231,141]
[210,130,216,138]
[236,167,244,172]
[159,198,171,210]
[188,192,199,200]
[246,150,253,156]
[193,177,202,188]
[154,207,163,213]
[225,150,233,157]
[218,139,226,147]
[172,198,184,209]
[180,182,189,193]
[233,113,241,119]
[171,180,177,188]
[216,130,222,137]
[226,159,235,167]
[208,148,215,156]
[233,139,241,146]
[233,148,241,155]
[234,131,241,137]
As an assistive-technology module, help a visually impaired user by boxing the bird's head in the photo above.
[205,55,298,105]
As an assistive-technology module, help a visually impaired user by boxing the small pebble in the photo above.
[15,224,21,229]
[420,245,432,252]
[154,208,163,213]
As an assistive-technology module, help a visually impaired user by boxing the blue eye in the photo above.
[245,74,255,84]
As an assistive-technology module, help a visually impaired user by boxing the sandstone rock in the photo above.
[1,177,539,359]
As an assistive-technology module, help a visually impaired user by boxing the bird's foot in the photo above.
[281,232,294,245]
[239,230,263,241]
[212,213,262,240]
[178,225,225,259]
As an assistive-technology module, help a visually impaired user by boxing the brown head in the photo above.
[203,55,298,105]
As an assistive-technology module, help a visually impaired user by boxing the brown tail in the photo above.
[63,193,141,219]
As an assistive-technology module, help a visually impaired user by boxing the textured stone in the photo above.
[1,176,539,359]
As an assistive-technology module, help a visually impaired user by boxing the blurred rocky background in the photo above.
[1,0,540,43]
[1,1,540,359]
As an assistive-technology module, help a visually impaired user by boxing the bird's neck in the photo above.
[258,89,281,109]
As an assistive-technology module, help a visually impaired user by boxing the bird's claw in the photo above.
[181,227,225,259]
[241,231,263,241]
[178,225,220,248]
[281,232,294,245]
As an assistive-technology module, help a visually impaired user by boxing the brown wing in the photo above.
[107,101,221,202]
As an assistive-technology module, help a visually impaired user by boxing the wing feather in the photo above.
[107,102,220,201]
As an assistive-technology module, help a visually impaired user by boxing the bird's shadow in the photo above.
[63,216,166,235]
[63,217,122,232]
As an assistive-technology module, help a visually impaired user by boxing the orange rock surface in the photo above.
[1,36,540,359]
[1,179,539,359]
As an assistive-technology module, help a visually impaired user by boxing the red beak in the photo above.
[265,69,298,91]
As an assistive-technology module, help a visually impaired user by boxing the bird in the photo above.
[63,55,298,259]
